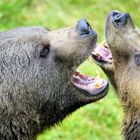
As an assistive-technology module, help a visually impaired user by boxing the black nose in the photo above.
[112,12,131,26]
[76,19,93,36]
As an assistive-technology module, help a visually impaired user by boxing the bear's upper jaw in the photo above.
[71,71,108,99]
[92,42,112,64]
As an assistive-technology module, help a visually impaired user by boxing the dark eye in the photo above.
[40,45,50,58]
[134,53,140,66]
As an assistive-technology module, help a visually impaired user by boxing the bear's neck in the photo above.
[123,112,140,140]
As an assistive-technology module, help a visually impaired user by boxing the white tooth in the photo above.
[95,78,103,88]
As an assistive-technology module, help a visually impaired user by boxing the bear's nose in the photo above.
[112,11,131,26]
[76,19,93,36]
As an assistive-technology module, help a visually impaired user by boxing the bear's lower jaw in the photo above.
[71,71,109,101]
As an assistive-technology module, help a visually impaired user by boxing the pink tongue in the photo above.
[96,45,111,58]
[92,44,112,63]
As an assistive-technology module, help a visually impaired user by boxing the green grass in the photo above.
[0,0,140,139]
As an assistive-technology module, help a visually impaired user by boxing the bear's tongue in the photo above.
[92,42,112,64]
[72,71,108,95]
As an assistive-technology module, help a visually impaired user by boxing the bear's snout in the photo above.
[111,11,131,27]
[76,19,96,37]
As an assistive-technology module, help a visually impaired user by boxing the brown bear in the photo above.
[0,19,109,140]
[92,11,140,140]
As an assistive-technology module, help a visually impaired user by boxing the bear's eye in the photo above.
[134,53,140,66]
[40,45,50,58]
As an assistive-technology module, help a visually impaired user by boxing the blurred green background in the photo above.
[0,0,140,140]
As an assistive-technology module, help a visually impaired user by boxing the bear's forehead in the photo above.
[0,26,49,43]
[11,26,49,34]
[0,26,49,38]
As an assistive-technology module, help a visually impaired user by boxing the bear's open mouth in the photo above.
[92,42,112,64]
[71,71,109,99]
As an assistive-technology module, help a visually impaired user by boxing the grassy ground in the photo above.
[0,0,140,139]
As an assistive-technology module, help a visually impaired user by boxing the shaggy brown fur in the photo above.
[92,11,140,140]
[0,19,109,140]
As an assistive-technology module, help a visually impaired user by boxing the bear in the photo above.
[92,11,140,140]
[0,19,109,140]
